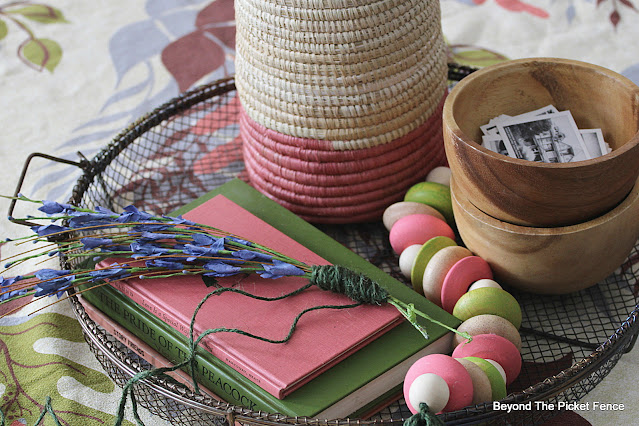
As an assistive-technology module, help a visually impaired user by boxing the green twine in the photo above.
[403,403,445,426]
[311,265,472,342]
[0,396,62,426]
[309,264,389,304]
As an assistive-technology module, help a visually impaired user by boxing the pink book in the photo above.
[102,195,402,399]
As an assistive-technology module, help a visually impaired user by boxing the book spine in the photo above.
[79,297,221,401]
[80,284,292,416]
[109,279,286,399]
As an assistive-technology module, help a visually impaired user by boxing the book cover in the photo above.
[102,194,403,399]
[82,178,459,418]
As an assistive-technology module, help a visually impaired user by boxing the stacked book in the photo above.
[80,179,458,419]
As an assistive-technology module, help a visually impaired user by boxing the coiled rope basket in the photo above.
[235,0,449,223]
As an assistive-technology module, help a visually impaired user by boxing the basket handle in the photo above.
[8,152,90,228]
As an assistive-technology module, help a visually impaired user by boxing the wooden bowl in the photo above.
[450,176,639,294]
[443,57,639,227]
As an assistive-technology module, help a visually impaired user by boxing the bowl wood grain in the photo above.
[451,176,639,294]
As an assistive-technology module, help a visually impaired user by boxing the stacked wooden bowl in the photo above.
[443,58,639,294]
[235,0,449,223]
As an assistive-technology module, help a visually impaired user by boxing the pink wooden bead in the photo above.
[452,334,522,385]
[403,354,474,414]
[389,214,455,255]
[440,256,493,313]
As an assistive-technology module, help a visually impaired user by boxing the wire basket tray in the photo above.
[52,65,639,425]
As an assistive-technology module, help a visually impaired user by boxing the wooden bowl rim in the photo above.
[450,175,639,236]
[444,57,639,170]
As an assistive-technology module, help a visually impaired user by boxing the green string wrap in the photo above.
[403,403,445,426]
[309,264,389,304]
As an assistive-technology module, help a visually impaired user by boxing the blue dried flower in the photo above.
[68,212,115,228]
[88,267,131,280]
[30,223,69,237]
[130,242,171,258]
[202,261,242,277]
[1,276,23,287]
[191,234,223,246]
[34,269,75,297]
[131,223,172,233]
[258,260,305,279]
[145,259,186,270]
[117,205,153,223]
[232,250,273,262]
[225,236,252,247]
[38,200,74,215]
[81,237,114,249]
[139,232,180,241]
[163,215,196,226]
[95,206,116,215]
[183,243,224,261]
[0,276,26,301]
[100,245,133,252]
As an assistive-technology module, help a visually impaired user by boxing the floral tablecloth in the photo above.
[1,1,638,424]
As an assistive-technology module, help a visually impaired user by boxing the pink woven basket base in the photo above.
[246,166,448,224]
[245,143,444,208]
[242,126,444,194]
[240,107,442,175]
[237,93,446,154]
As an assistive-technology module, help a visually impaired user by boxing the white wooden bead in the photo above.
[485,359,507,385]
[425,166,452,186]
[468,279,502,291]
[399,244,423,279]
[408,373,450,414]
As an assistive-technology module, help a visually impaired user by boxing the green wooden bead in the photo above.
[461,356,507,401]
[452,287,522,329]
[410,236,456,294]
[404,181,454,225]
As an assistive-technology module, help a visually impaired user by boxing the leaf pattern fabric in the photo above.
[0,0,639,424]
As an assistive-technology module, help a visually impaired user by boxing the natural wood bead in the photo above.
[454,314,522,351]
[422,245,472,307]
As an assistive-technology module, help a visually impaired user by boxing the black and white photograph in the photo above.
[480,114,510,136]
[480,105,559,136]
[482,135,510,156]
[496,111,591,163]
[580,128,610,158]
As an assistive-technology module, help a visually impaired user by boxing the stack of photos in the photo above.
[480,105,611,163]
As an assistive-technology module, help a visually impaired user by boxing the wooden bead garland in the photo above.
[385,168,525,412]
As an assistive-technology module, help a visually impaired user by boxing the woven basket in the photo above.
[235,0,448,222]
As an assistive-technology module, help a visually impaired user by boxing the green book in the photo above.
[81,178,459,418]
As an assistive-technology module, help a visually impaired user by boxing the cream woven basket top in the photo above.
[234,0,448,150]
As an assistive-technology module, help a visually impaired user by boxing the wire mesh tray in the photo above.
[50,66,639,425]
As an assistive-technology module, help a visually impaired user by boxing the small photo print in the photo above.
[482,135,510,157]
[480,105,558,136]
[497,111,591,163]
[580,128,609,157]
